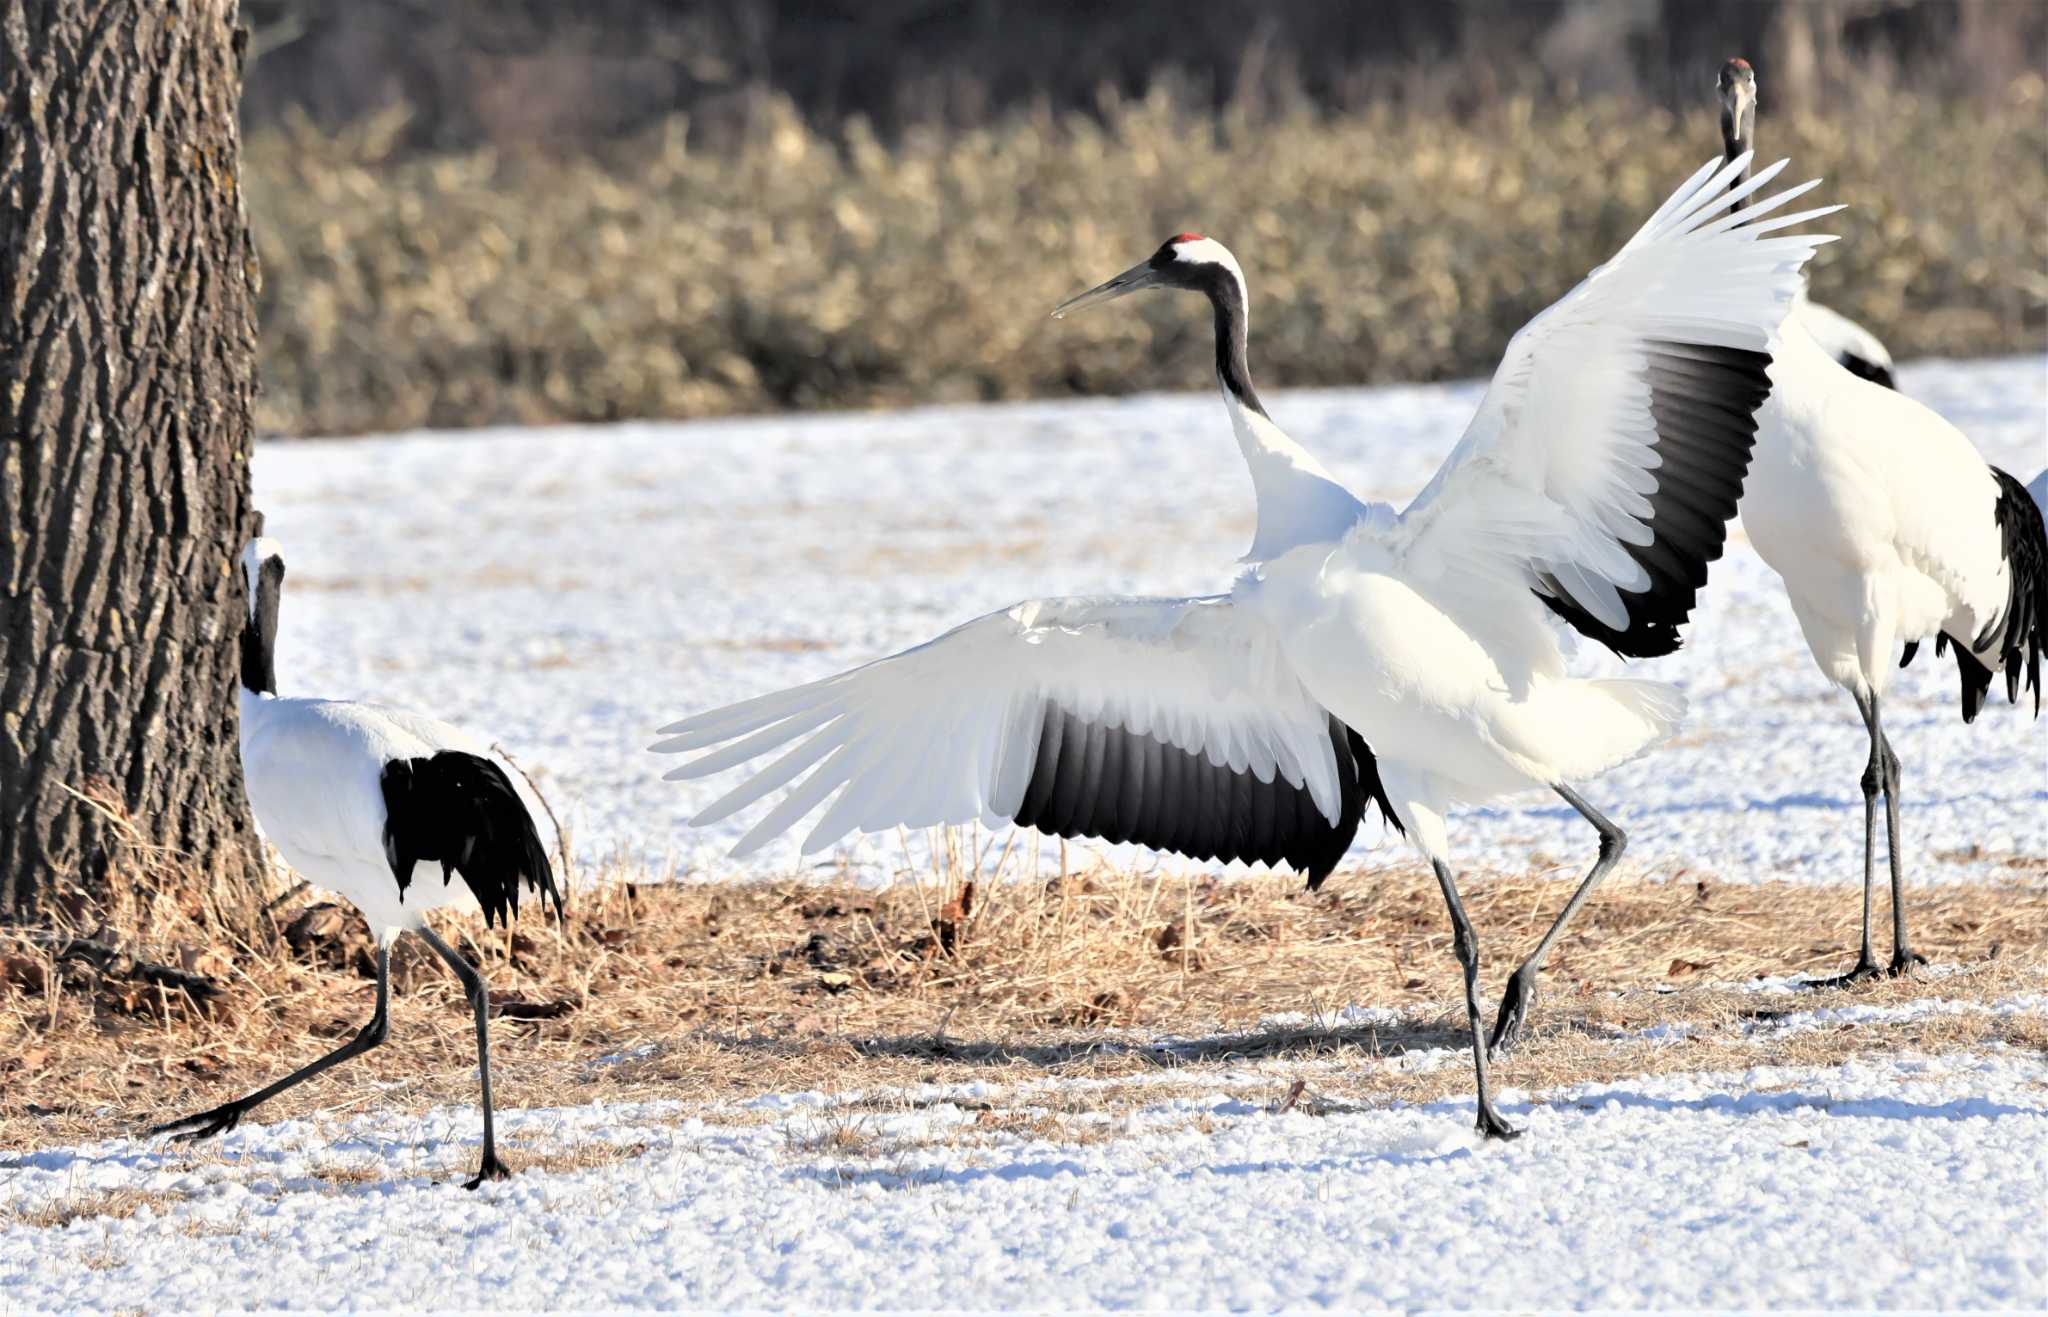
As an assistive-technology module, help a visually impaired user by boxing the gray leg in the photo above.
[150,944,391,1142]
[1488,783,1626,1057]
[1813,691,1888,987]
[1432,860,1520,1140]
[416,924,510,1189]
[1874,701,1923,976]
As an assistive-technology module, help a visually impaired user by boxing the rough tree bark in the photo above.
[0,0,264,918]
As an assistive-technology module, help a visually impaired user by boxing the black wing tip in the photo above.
[1534,589,1686,660]
[380,751,563,928]
[1535,342,1771,658]
[1011,705,1396,889]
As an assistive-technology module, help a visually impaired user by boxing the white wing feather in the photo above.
[652,596,1343,857]
[1393,153,1838,628]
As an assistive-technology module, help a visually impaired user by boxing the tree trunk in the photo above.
[0,0,264,920]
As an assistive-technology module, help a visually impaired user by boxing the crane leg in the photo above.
[1873,698,1923,976]
[1432,859,1520,1140]
[417,924,511,1189]
[147,944,391,1143]
[1812,690,1892,987]
[1487,784,1626,1057]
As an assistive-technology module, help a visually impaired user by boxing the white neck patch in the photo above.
[241,536,284,619]
[1173,237,1247,290]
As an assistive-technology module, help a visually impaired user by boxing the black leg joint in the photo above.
[1451,921,1478,972]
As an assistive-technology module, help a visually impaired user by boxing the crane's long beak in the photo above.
[1051,261,1161,318]
[1721,81,1756,141]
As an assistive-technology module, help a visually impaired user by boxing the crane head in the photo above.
[1051,233,1245,318]
[1719,58,1757,140]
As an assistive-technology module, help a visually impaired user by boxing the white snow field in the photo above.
[4,1044,2044,1309]
[3,359,2042,1312]
[250,354,2047,885]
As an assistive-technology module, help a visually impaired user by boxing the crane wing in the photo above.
[1392,153,1838,658]
[654,595,1396,885]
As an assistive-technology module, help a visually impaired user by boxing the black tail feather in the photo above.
[1952,642,1995,724]
[1903,469,2047,724]
[381,751,563,927]
[1984,467,2046,720]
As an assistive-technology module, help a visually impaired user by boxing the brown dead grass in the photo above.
[2,840,2042,1154]
[248,85,2047,438]
[1,1187,179,1230]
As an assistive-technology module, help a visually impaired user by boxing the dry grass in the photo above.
[4,833,2043,1155]
[1,1187,177,1230]
[246,83,2046,437]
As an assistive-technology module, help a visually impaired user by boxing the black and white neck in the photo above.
[1718,59,1757,210]
[240,537,285,697]
[1164,237,1268,419]
[1051,233,1364,561]
[1148,236,1360,562]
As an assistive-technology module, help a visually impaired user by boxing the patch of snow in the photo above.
[4,1051,2042,1310]
[1639,992,2048,1043]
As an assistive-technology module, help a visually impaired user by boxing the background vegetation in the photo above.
[236,1,2048,436]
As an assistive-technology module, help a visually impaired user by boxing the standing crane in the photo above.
[149,537,562,1189]
[655,155,1834,1139]
[1716,58,2047,984]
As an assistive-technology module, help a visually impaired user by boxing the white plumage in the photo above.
[240,696,525,933]
[1741,303,2046,981]
[1789,288,1894,386]
[1715,56,2046,983]
[657,154,1833,1138]
[152,536,561,1189]
[662,595,1347,855]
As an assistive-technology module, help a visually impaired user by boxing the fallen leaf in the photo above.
[1,955,46,993]
[0,1046,49,1073]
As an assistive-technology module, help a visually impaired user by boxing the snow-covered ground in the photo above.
[5,360,2045,1311]
[254,355,2047,885]
[6,1041,2043,1309]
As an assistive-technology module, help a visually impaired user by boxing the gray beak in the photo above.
[1051,260,1163,318]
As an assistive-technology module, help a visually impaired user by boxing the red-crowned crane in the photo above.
[655,156,1834,1139]
[1719,58,2048,984]
[149,537,562,1189]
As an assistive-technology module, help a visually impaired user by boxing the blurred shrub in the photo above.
[245,82,2046,436]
